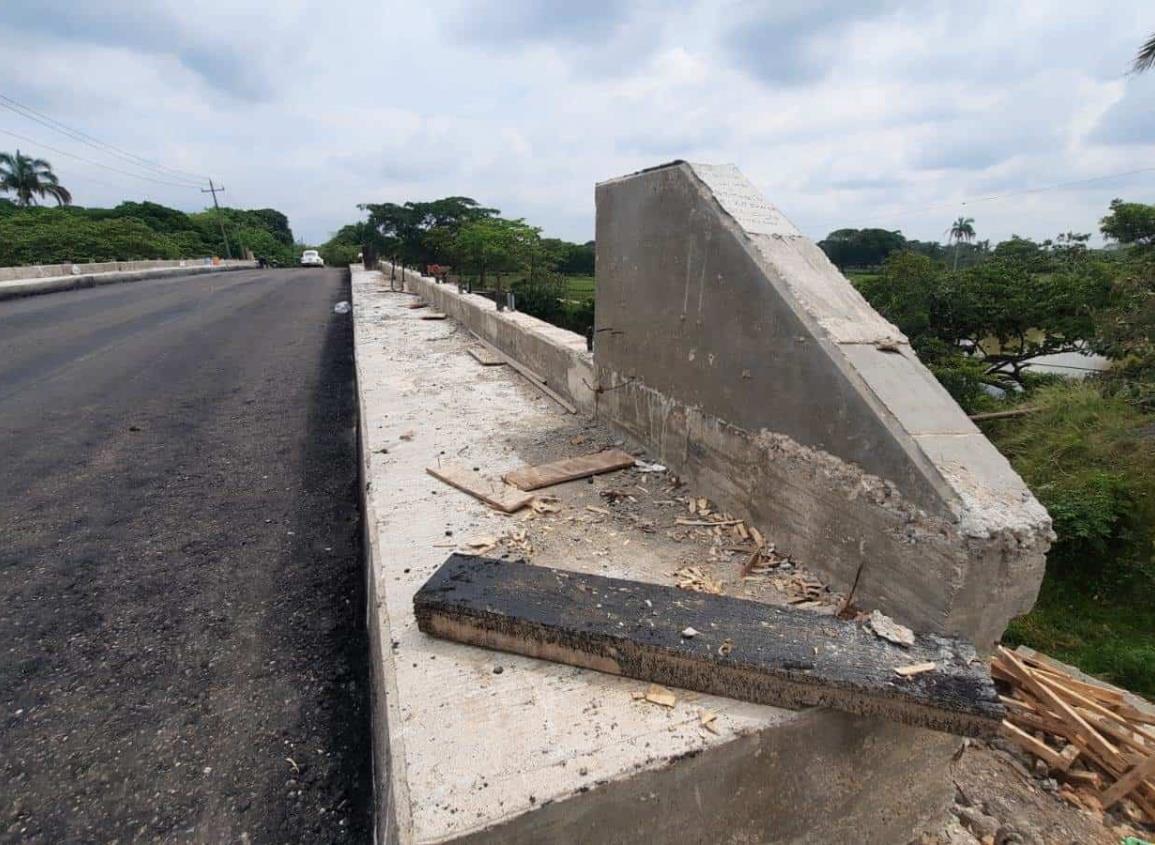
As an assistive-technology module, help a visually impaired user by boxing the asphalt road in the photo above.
[0,268,372,843]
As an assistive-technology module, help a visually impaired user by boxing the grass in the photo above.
[468,272,595,301]
[564,275,595,299]
[1005,574,1155,698]
[845,270,880,285]
[986,383,1155,699]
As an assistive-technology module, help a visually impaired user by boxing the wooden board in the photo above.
[414,555,1004,737]
[420,312,448,320]
[468,347,505,366]
[426,465,534,513]
[503,449,636,491]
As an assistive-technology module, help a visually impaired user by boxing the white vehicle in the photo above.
[300,249,324,267]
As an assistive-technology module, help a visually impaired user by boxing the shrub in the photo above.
[989,382,1155,576]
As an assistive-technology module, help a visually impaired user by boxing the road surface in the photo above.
[0,268,372,843]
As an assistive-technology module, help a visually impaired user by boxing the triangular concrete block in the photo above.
[594,161,1050,644]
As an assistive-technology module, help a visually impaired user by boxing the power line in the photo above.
[0,93,209,186]
[0,127,205,191]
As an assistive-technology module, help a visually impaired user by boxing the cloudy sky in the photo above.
[1,1,1153,246]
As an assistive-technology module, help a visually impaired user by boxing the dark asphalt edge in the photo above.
[0,263,256,302]
[293,264,376,841]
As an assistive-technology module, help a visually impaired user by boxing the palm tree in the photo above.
[0,150,72,207]
[946,216,976,271]
[1135,32,1155,73]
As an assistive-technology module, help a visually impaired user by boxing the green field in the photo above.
[564,275,595,299]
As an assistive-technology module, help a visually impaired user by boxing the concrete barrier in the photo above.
[386,264,597,414]
[0,257,247,283]
[0,259,257,301]
[594,162,1051,647]
[358,161,1051,843]
[351,267,958,845]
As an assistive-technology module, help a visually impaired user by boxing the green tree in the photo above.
[946,216,975,271]
[452,217,539,290]
[1100,198,1155,247]
[359,196,498,268]
[859,248,1111,398]
[818,228,907,270]
[0,150,72,207]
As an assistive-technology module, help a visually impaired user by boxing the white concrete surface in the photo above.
[352,266,957,844]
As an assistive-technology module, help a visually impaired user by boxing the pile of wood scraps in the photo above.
[425,449,638,515]
[993,645,1155,826]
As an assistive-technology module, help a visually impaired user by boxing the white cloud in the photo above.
[0,0,1152,246]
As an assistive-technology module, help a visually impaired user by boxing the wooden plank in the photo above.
[1014,649,1127,705]
[997,648,1124,769]
[504,449,636,491]
[420,312,447,320]
[414,555,1005,737]
[1001,720,1067,770]
[468,347,505,366]
[1034,670,1155,748]
[425,464,534,513]
[1102,752,1155,808]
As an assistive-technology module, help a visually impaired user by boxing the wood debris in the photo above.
[867,609,915,647]
[895,661,936,678]
[426,464,534,513]
[529,496,561,514]
[699,709,719,734]
[673,566,723,595]
[468,346,505,366]
[465,536,498,555]
[993,645,1155,824]
[644,684,677,708]
[504,449,636,491]
[420,312,448,320]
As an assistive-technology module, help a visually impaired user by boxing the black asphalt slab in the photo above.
[0,268,373,843]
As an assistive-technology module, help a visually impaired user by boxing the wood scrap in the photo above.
[644,684,677,708]
[503,449,636,491]
[420,312,447,320]
[895,661,936,678]
[468,346,505,366]
[991,645,1155,824]
[414,555,1005,737]
[426,464,534,513]
[673,566,723,595]
[867,610,915,647]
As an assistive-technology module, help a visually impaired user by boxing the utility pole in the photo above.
[201,179,232,260]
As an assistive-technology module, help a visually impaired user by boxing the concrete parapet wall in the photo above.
[593,162,1051,646]
[0,260,257,301]
[350,266,957,844]
[0,257,250,283]
[386,264,596,414]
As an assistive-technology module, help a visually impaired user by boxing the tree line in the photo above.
[0,199,298,266]
[321,197,596,334]
[321,197,595,282]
